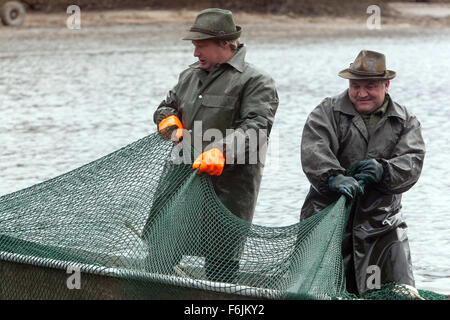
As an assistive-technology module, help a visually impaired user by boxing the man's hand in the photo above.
[192,148,225,176]
[158,115,183,141]
[350,159,384,185]
[328,174,364,200]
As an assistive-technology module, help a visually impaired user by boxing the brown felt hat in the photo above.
[182,8,242,41]
[338,50,396,80]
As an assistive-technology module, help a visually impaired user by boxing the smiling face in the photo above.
[192,40,234,71]
[348,79,390,114]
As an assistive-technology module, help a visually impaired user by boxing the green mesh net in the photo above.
[0,132,447,300]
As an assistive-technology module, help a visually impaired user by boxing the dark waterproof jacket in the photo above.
[153,45,279,222]
[300,90,425,294]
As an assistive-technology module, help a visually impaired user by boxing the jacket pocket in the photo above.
[198,94,238,131]
[201,94,237,109]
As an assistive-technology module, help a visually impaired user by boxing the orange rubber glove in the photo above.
[192,148,225,176]
[158,115,183,140]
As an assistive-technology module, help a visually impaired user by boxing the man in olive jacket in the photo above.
[152,8,279,281]
[300,50,425,295]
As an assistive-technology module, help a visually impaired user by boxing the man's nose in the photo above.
[357,88,368,98]
[193,48,200,57]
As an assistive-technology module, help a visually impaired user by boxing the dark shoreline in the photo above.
[16,0,411,15]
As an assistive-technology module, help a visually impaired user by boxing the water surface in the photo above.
[1,24,449,294]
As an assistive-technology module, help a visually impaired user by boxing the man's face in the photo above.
[348,79,390,114]
[192,40,229,71]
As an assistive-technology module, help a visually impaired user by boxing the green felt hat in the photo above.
[182,8,242,41]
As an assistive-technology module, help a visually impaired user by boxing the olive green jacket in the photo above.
[300,90,425,294]
[154,45,279,221]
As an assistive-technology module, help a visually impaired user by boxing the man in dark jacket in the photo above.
[300,50,425,295]
[152,8,279,281]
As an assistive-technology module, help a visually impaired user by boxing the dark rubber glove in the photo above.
[328,174,364,200]
[350,159,384,185]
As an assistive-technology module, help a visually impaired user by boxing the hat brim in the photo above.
[182,26,242,41]
[338,69,396,80]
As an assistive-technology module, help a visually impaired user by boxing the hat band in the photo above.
[349,68,386,76]
[189,26,232,37]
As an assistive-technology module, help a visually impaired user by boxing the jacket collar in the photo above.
[335,90,406,121]
[225,44,246,72]
[189,44,246,73]
[384,94,407,121]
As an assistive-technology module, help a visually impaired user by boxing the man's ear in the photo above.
[220,40,228,48]
[384,80,390,93]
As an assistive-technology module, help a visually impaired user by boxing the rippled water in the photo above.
[1,24,449,294]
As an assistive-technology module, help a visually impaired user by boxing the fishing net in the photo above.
[0,131,446,300]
